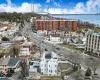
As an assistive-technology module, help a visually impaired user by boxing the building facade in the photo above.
[20,42,33,56]
[49,34,61,42]
[36,19,78,32]
[40,51,58,76]
[85,31,100,53]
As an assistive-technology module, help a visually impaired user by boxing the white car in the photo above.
[64,76,68,80]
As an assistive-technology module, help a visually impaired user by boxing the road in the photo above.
[21,22,100,80]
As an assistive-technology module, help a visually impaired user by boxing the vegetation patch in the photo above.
[59,63,72,70]
[58,44,84,51]
[59,63,74,77]
[40,76,61,80]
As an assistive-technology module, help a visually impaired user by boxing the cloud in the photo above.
[0,0,100,14]
[0,0,41,12]
[6,0,12,6]
[44,8,69,14]
[44,2,86,14]
[46,0,61,7]
[53,0,61,7]
[44,0,100,14]
[86,0,100,11]
[46,0,50,3]
[54,2,61,7]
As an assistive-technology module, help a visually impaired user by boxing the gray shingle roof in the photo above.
[8,58,19,66]
[0,57,19,66]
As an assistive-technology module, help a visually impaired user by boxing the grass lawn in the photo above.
[60,63,73,77]
[41,76,61,80]
[59,63,72,70]
[61,68,73,77]
[58,44,84,52]
[94,28,100,33]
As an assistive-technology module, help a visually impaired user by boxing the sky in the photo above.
[0,0,100,14]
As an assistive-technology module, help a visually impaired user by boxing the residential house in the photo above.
[13,36,27,43]
[20,42,33,56]
[0,57,20,72]
[29,60,40,77]
[48,34,61,43]
[40,51,59,76]
[29,60,40,67]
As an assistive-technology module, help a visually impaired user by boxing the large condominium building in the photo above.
[40,51,58,76]
[36,19,78,32]
[85,30,100,53]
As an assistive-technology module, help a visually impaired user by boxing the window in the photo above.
[29,62,33,65]
[55,70,56,72]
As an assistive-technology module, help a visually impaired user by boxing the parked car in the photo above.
[45,49,48,51]
[58,53,63,56]
[56,47,60,50]
[63,76,68,80]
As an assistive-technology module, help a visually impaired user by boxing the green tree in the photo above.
[0,49,8,58]
[75,29,82,34]
[85,68,92,76]
[2,36,9,41]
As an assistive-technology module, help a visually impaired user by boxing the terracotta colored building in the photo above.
[36,19,78,32]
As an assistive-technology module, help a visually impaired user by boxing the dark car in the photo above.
[56,47,60,50]
[45,49,48,51]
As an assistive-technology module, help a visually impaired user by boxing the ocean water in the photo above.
[52,14,100,25]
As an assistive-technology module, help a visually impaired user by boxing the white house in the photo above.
[29,60,40,67]
[40,51,59,76]
[20,42,33,56]
[49,34,61,42]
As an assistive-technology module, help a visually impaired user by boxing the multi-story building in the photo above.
[40,51,58,76]
[36,19,78,32]
[85,30,100,53]
[20,42,33,56]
